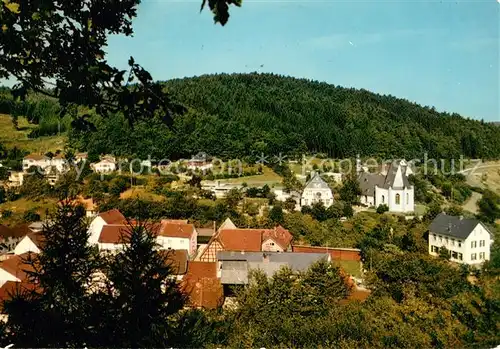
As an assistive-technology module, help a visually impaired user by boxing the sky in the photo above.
[5,0,499,122]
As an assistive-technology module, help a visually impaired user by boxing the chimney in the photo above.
[263,253,269,263]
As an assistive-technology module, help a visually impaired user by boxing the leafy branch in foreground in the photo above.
[0,0,240,126]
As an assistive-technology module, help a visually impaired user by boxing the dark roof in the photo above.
[358,172,384,195]
[357,160,412,193]
[429,213,488,239]
[382,160,411,189]
[304,172,330,190]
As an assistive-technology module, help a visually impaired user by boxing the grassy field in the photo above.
[0,197,58,226]
[120,187,165,202]
[214,167,283,186]
[335,260,362,278]
[0,114,66,153]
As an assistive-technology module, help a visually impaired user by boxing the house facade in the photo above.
[91,158,117,173]
[198,218,293,262]
[300,172,334,208]
[357,159,415,213]
[88,209,126,245]
[428,213,493,265]
[22,154,51,172]
[157,220,198,256]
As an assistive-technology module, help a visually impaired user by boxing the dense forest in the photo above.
[2,74,500,160]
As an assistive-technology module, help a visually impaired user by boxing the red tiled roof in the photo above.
[218,229,263,252]
[162,219,189,224]
[292,245,361,261]
[181,262,223,309]
[98,224,129,244]
[159,221,194,239]
[159,249,188,275]
[0,253,36,281]
[23,154,48,161]
[262,226,293,250]
[98,209,126,224]
[0,280,39,308]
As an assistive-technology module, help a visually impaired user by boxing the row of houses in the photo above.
[0,209,367,310]
[0,205,494,312]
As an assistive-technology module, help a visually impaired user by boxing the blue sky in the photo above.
[105,0,499,121]
[104,0,499,121]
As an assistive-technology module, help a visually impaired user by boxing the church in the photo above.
[300,172,334,208]
[357,159,415,213]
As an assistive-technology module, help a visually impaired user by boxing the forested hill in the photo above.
[2,73,500,160]
[160,73,500,159]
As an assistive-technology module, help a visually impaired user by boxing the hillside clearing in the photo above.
[0,114,66,153]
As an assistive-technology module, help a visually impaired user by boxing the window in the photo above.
[479,240,485,247]
[431,246,439,253]
[382,195,385,204]
[471,241,477,248]
[445,238,449,245]
[406,193,409,204]
[432,234,436,241]
[471,253,477,261]
[365,195,368,202]
[180,239,184,244]
[395,193,400,205]
[458,241,462,248]
[479,252,485,260]
[458,253,463,261]
[451,239,455,246]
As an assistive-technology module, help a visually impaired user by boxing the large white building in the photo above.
[300,172,334,208]
[357,159,415,213]
[22,154,51,172]
[428,213,493,265]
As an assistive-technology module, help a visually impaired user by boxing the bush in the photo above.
[23,209,41,222]
[376,204,389,214]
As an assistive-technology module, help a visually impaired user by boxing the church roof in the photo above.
[304,172,330,190]
[357,160,412,194]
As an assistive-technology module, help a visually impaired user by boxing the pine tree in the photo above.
[3,199,101,347]
[96,221,186,347]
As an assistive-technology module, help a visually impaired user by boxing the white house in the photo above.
[428,213,494,265]
[88,209,126,245]
[91,158,117,173]
[51,153,68,173]
[157,220,198,256]
[357,159,414,213]
[22,154,51,172]
[300,172,334,208]
[14,232,43,255]
[186,152,213,172]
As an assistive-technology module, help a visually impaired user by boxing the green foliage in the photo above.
[3,200,102,347]
[376,204,389,214]
[340,176,362,205]
[269,204,284,225]
[64,73,500,160]
[226,260,352,347]
[95,223,185,347]
[477,190,500,223]
[22,208,40,222]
